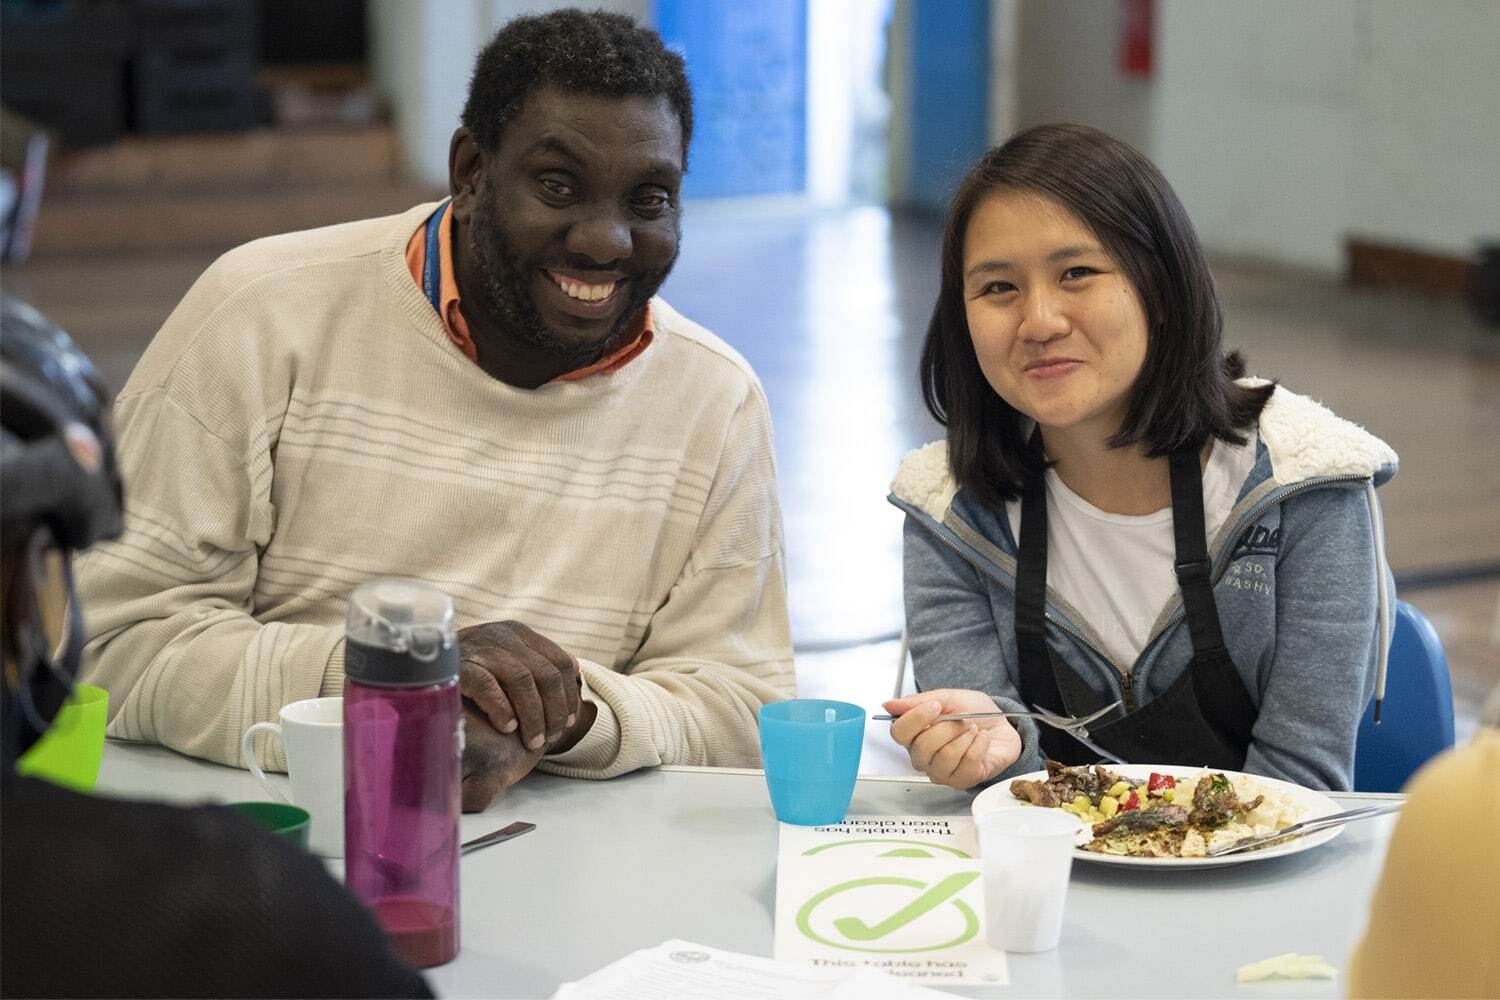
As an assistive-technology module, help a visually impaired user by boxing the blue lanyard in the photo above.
[421,200,450,312]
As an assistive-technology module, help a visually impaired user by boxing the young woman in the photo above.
[884,124,1396,792]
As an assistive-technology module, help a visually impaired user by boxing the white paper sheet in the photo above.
[549,940,950,999]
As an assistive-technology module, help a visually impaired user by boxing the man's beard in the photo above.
[467,179,677,366]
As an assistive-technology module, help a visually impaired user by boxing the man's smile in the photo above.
[545,269,622,302]
[538,269,628,320]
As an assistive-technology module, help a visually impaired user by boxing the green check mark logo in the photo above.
[796,874,981,953]
[831,871,980,941]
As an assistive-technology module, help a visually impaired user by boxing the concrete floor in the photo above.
[5,199,1497,769]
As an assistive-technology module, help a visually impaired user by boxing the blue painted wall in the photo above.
[908,0,990,210]
[655,0,807,198]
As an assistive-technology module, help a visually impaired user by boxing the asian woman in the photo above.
[884,124,1396,791]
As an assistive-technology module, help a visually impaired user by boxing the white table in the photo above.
[97,741,1400,998]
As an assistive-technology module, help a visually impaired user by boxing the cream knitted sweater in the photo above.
[75,202,795,778]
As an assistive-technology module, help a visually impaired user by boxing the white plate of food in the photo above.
[971,761,1345,869]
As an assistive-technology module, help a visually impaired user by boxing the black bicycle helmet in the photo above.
[2,296,123,757]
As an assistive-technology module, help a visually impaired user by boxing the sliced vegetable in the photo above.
[1147,772,1176,793]
[1118,789,1140,812]
[1235,954,1336,983]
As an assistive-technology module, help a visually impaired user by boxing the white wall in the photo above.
[369,0,483,189]
[370,0,654,189]
[988,0,1021,144]
[808,0,893,205]
[807,0,858,205]
[1014,0,1152,154]
[884,0,914,204]
[487,0,650,28]
[1347,2,1500,259]
[1150,0,1359,272]
[1011,0,1500,272]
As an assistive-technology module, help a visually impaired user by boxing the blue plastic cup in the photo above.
[758,699,865,826]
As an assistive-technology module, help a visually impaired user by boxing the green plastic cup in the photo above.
[16,683,109,792]
[228,801,312,848]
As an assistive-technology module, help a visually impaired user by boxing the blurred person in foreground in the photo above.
[885,125,1396,791]
[72,9,793,812]
[0,297,432,998]
[1346,686,1500,999]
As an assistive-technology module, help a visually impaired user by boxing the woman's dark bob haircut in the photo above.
[920,123,1274,511]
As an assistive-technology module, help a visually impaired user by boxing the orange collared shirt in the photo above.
[405,203,652,380]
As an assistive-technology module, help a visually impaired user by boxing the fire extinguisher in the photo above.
[1122,0,1153,79]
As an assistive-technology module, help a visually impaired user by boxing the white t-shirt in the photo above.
[1005,433,1259,671]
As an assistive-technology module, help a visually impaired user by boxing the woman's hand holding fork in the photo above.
[882,689,1023,790]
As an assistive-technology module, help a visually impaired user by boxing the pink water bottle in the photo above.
[343,578,462,968]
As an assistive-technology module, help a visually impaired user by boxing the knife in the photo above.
[461,820,536,855]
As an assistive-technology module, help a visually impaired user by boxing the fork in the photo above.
[1024,701,1129,764]
[1205,803,1402,857]
[872,700,1121,728]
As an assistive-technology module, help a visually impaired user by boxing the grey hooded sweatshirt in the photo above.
[889,382,1397,791]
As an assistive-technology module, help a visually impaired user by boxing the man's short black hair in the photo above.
[461,8,693,162]
[920,123,1274,511]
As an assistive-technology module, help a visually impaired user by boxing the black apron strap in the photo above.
[1013,442,1061,702]
[1014,445,1050,644]
[1168,444,1256,754]
[1169,446,1228,655]
[1013,440,1103,761]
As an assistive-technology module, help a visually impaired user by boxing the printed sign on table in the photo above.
[773,816,1007,987]
[775,815,980,860]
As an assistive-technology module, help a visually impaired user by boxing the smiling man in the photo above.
[73,10,794,811]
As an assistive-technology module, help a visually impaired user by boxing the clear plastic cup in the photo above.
[978,808,1079,952]
[758,699,864,826]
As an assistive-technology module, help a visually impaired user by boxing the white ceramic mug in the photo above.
[242,696,344,857]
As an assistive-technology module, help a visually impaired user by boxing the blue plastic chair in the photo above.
[1353,601,1455,792]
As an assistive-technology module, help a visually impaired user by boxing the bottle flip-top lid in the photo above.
[344,578,459,687]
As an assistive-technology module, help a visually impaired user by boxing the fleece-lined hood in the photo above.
[890,380,1397,521]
